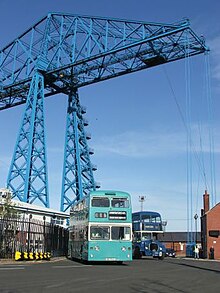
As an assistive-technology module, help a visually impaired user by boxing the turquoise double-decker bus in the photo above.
[68,190,132,263]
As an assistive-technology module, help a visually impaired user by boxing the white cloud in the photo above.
[94,130,186,158]
[93,126,220,158]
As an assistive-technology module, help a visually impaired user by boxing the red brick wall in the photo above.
[164,242,187,257]
[206,203,220,260]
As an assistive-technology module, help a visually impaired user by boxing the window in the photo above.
[141,232,151,240]
[95,212,107,218]
[133,232,141,241]
[155,216,161,223]
[111,226,131,240]
[91,197,110,207]
[90,226,110,240]
[142,215,150,222]
[111,198,129,208]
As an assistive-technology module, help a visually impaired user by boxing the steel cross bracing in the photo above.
[7,71,49,207]
[0,13,208,109]
[61,89,98,212]
[0,13,208,209]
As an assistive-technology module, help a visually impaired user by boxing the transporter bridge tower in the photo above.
[0,13,208,212]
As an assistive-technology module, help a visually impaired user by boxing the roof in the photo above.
[132,211,161,216]
[0,198,69,218]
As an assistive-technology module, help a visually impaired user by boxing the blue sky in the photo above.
[0,0,219,231]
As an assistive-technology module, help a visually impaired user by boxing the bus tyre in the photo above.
[133,247,142,259]
[159,254,165,260]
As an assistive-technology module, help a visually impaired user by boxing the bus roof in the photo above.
[89,190,130,197]
[132,211,161,217]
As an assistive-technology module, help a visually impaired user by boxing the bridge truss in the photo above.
[0,13,208,211]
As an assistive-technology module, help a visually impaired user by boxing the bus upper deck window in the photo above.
[91,197,110,207]
[111,198,129,208]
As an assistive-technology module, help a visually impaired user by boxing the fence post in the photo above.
[27,214,32,253]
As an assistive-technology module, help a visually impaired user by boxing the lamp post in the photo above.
[194,213,198,243]
[139,196,146,211]
[162,220,168,232]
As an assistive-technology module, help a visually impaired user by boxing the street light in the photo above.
[194,214,198,243]
[139,196,146,211]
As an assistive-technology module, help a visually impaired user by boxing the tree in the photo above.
[0,188,18,218]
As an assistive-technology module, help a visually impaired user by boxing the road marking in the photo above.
[52,265,92,268]
[0,267,25,270]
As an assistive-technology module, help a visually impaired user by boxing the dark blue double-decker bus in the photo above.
[132,211,165,259]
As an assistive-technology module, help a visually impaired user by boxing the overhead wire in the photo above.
[185,31,193,243]
[163,39,217,243]
[162,68,209,191]
[205,52,217,206]
[162,31,210,244]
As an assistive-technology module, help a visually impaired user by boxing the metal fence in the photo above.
[0,216,68,259]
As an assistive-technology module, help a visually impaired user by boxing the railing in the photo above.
[0,216,68,259]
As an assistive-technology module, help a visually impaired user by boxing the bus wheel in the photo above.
[133,247,142,259]
[117,261,123,265]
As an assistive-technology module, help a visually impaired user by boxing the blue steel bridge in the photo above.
[0,13,208,212]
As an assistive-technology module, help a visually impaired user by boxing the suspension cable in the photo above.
[163,67,209,191]
[185,31,193,243]
[205,52,217,206]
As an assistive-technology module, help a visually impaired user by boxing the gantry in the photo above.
[0,13,208,211]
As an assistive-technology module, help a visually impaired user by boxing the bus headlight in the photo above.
[121,246,126,251]
[94,246,100,251]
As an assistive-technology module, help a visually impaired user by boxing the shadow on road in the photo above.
[165,259,220,274]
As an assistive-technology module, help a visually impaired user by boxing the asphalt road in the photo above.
[0,257,220,293]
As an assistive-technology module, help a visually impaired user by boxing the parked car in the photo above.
[165,248,176,258]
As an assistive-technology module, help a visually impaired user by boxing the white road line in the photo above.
[52,265,92,268]
[0,267,25,270]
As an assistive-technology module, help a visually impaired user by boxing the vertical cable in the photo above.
[185,30,193,243]
[205,53,217,206]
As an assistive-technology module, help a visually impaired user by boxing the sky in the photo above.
[0,0,219,231]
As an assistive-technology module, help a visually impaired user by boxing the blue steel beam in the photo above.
[7,71,49,207]
[0,13,208,110]
[61,89,97,212]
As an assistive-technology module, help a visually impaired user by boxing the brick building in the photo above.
[158,232,201,257]
[201,190,220,260]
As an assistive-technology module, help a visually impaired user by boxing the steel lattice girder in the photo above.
[7,72,49,207]
[61,89,97,212]
[0,13,208,109]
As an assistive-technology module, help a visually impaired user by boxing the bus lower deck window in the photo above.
[90,226,110,240]
[111,227,131,240]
